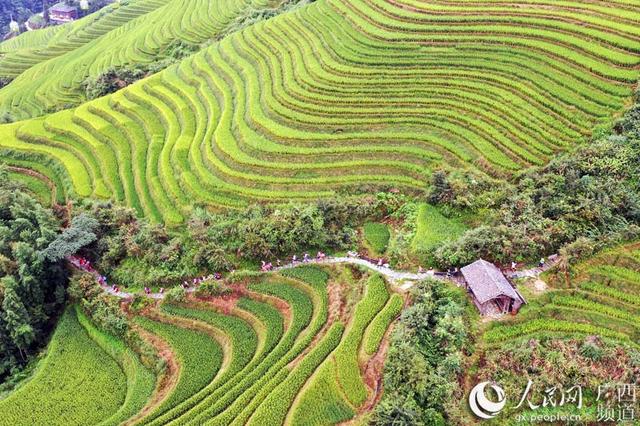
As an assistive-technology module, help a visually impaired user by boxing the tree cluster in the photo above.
[371,279,471,425]
[0,166,67,379]
[77,194,397,289]
[0,0,42,33]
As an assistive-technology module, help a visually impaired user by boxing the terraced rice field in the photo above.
[1,0,639,223]
[0,306,156,426]
[0,266,400,425]
[0,0,166,82]
[134,266,401,425]
[484,242,640,348]
[0,0,269,119]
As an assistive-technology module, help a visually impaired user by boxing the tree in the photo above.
[43,213,99,262]
[428,170,454,205]
[1,277,34,360]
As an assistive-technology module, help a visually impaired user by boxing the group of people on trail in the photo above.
[292,252,313,263]
[417,266,435,275]
[71,256,119,292]
[346,250,390,269]
[509,257,545,272]
[182,273,221,289]
[261,251,328,272]
[72,256,97,275]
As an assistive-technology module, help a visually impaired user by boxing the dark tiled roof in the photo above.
[461,259,520,304]
[50,2,77,13]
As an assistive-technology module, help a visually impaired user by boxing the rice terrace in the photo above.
[0,0,639,425]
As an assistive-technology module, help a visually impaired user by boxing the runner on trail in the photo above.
[511,261,517,271]
[539,257,545,268]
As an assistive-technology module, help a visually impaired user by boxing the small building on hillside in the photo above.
[461,259,525,315]
[49,3,78,24]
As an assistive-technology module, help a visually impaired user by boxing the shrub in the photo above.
[372,279,470,424]
[162,287,186,305]
[68,273,128,337]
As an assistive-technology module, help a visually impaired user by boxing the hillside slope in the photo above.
[0,0,638,223]
[0,0,269,119]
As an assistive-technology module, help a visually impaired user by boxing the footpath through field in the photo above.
[69,255,556,299]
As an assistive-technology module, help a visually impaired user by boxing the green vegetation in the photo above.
[0,0,44,34]
[469,242,640,423]
[484,243,640,347]
[135,314,224,422]
[372,279,472,425]
[290,358,356,425]
[75,196,394,289]
[0,307,127,426]
[75,307,156,426]
[0,0,636,217]
[363,222,390,255]
[363,293,403,355]
[334,274,389,406]
[6,171,52,206]
[74,266,400,425]
[412,203,467,254]
[432,95,640,266]
[247,322,345,425]
[0,166,69,378]
[82,40,200,100]
[2,0,640,423]
[0,0,269,119]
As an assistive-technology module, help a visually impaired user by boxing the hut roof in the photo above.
[50,3,77,13]
[461,259,521,304]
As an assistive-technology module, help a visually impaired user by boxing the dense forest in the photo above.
[0,165,66,379]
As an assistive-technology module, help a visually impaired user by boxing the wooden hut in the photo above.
[49,3,78,24]
[461,259,525,315]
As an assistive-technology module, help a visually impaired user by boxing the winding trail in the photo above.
[69,255,557,300]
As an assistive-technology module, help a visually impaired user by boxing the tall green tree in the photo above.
[0,165,70,377]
